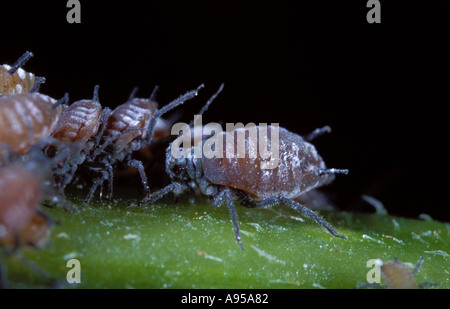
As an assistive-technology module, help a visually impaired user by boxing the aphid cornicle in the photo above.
[0,93,63,155]
[139,85,348,250]
[0,51,45,95]
[81,84,205,204]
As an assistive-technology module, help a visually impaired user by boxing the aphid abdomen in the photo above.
[52,100,103,144]
[0,93,62,153]
[103,99,157,152]
[201,126,330,200]
[0,167,42,247]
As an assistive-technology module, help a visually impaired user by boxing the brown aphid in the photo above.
[49,86,109,187]
[100,87,159,156]
[82,84,204,204]
[0,51,45,95]
[52,95,103,146]
[0,166,51,249]
[0,93,62,154]
[139,85,348,250]
[380,257,424,289]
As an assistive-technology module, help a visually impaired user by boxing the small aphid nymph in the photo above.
[380,256,425,289]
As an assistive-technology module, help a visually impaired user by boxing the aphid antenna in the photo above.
[29,77,46,93]
[149,85,159,101]
[52,93,69,110]
[92,107,112,150]
[188,83,224,128]
[305,125,332,141]
[146,83,205,144]
[318,168,349,176]
[92,85,100,102]
[7,51,34,74]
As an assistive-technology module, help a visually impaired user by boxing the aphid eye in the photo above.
[174,164,185,175]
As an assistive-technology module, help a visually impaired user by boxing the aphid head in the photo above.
[165,145,191,184]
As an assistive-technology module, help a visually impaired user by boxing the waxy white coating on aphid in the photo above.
[0,64,36,95]
[201,126,333,200]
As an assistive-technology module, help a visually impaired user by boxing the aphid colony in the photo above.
[1,51,349,260]
[0,52,203,286]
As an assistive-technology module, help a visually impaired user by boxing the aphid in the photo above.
[81,84,205,204]
[49,86,110,187]
[138,85,348,250]
[0,166,52,250]
[0,51,45,95]
[0,93,63,155]
[380,257,424,289]
[361,257,436,289]
[0,148,64,288]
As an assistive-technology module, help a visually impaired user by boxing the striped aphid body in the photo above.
[101,96,158,161]
[0,93,62,154]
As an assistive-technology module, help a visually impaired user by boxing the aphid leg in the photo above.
[84,177,104,205]
[7,51,33,74]
[224,189,244,250]
[412,257,425,276]
[127,159,150,195]
[2,246,52,280]
[255,195,347,240]
[102,159,114,200]
[305,125,331,141]
[210,188,244,250]
[29,76,46,93]
[92,107,112,150]
[138,182,186,206]
[318,168,349,176]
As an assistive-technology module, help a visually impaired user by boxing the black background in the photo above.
[1,1,449,221]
